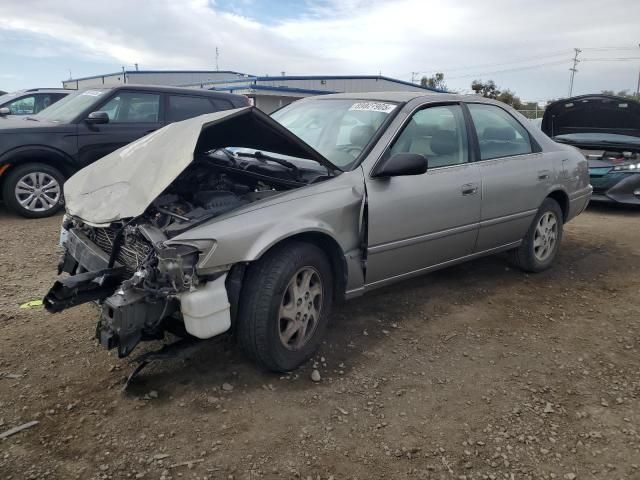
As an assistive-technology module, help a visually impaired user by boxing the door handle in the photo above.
[537,170,550,180]
[461,183,479,196]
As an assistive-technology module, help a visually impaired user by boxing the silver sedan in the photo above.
[45,92,592,374]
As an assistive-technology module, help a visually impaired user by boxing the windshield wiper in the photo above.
[234,150,302,180]
[25,116,40,122]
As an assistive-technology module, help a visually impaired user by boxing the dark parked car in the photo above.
[542,94,640,205]
[0,88,70,117]
[0,85,249,218]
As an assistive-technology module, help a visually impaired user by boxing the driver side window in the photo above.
[98,92,160,123]
[389,104,468,168]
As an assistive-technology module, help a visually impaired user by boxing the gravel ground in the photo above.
[0,204,639,480]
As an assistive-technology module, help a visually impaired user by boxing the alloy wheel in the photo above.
[533,211,558,262]
[278,266,323,350]
[14,172,61,213]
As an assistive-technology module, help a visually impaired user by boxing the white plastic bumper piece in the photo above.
[178,274,230,339]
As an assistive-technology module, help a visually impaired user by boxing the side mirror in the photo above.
[85,111,109,124]
[0,107,10,116]
[372,153,428,178]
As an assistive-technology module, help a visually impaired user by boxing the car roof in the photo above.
[309,91,506,105]
[7,88,70,95]
[79,84,246,99]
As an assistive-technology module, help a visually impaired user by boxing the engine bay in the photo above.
[142,149,331,237]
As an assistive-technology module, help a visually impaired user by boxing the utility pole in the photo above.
[411,72,418,84]
[215,47,219,71]
[568,48,581,97]
[635,43,640,98]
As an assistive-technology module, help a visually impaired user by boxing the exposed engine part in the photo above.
[97,287,174,358]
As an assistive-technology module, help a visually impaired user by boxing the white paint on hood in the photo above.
[64,108,248,224]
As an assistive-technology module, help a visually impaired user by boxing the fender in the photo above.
[0,145,77,176]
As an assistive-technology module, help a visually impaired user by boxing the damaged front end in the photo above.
[45,214,230,358]
[43,107,339,360]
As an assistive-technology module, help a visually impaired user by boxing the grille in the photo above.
[92,227,152,273]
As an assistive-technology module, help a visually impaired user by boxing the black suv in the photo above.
[0,85,249,218]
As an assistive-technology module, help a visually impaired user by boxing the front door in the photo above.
[76,90,163,168]
[364,103,482,288]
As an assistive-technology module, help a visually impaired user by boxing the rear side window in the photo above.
[168,95,216,121]
[467,104,532,160]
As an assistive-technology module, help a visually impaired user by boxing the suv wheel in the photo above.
[2,163,65,218]
[510,198,563,272]
[237,241,333,372]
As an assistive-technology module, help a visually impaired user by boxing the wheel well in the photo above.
[267,232,348,301]
[547,190,569,221]
[0,151,75,188]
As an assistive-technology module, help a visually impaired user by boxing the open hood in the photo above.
[64,107,338,224]
[542,95,640,143]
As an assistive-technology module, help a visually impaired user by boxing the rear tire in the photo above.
[237,241,334,372]
[510,198,563,272]
[2,163,65,218]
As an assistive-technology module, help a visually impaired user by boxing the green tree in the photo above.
[420,72,447,90]
[601,89,639,100]
[471,79,500,99]
[496,89,523,109]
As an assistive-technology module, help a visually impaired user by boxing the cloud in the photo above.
[0,0,638,99]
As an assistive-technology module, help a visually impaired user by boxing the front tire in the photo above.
[2,163,65,218]
[510,198,563,272]
[237,241,334,372]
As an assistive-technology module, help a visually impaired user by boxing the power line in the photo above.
[445,59,570,79]
[411,50,574,76]
[409,46,640,78]
[581,57,640,61]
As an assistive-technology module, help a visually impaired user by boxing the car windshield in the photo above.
[35,89,108,123]
[271,98,398,169]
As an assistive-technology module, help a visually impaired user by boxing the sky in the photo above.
[0,0,639,102]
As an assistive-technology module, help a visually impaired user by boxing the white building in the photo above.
[63,70,440,113]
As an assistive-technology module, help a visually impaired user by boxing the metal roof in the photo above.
[65,70,249,82]
[254,75,442,92]
[211,84,338,95]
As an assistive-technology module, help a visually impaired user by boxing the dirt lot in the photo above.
[0,204,639,480]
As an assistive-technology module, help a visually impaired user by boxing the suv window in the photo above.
[389,104,468,168]
[467,104,532,160]
[168,95,215,121]
[7,96,36,115]
[99,92,160,123]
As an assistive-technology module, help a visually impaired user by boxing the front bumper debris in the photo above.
[44,268,126,313]
[45,223,232,361]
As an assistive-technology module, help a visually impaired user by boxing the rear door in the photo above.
[76,90,163,167]
[364,103,482,287]
[465,103,552,251]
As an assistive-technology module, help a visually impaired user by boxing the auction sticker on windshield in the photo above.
[349,102,397,113]
[81,90,105,97]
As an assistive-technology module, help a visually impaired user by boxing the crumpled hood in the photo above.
[64,106,338,225]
